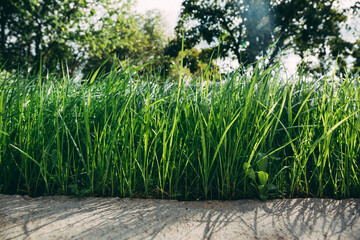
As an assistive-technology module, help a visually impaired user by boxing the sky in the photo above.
[135,0,182,35]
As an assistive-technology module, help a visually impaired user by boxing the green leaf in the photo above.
[267,184,277,192]
[247,168,256,181]
[258,171,269,185]
[256,153,268,172]
[243,162,250,170]
[260,193,268,201]
[243,162,256,181]
[89,67,100,85]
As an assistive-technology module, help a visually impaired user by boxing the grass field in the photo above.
[0,63,359,200]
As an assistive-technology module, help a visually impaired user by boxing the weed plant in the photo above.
[0,63,359,200]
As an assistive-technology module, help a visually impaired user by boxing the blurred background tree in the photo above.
[81,6,168,77]
[0,0,359,77]
[0,0,168,77]
[166,0,360,74]
[0,0,87,73]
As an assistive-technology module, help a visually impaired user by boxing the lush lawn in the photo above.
[0,64,359,200]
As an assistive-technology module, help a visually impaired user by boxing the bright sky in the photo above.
[135,0,182,35]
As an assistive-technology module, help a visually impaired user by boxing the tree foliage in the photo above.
[168,0,359,73]
[0,0,87,73]
[82,7,168,76]
[0,0,168,76]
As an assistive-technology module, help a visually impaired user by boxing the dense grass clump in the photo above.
[0,64,359,200]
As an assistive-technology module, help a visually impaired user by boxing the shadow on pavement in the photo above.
[0,195,359,239]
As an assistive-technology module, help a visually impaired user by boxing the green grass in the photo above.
[0,63,359,200]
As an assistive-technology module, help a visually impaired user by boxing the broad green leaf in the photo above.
[258,171,269,185]
[256,153,268,172]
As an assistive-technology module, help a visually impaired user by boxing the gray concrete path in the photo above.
[0,194,359,239]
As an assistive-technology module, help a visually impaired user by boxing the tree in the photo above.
[1,0,169,77]
[352,40,360,72]
[168,0,359,73]
[348,1,360,73]
[166,47,220,80]
[0,0,87,73]
[81,7,168,76]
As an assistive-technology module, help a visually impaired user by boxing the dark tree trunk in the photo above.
[0,5,7,59]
